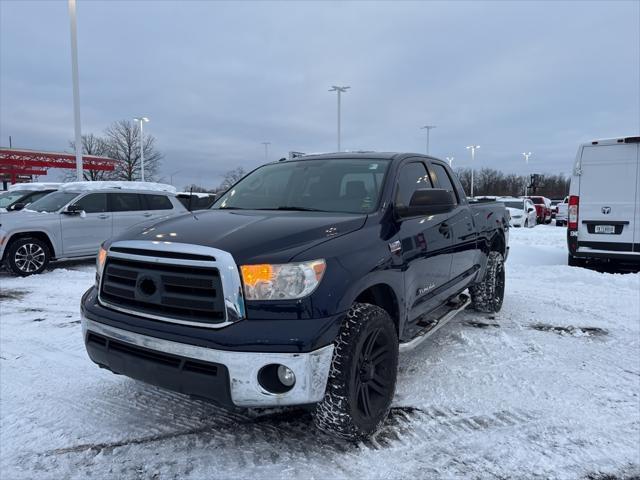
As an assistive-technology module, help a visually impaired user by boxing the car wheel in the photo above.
[6,237,50,276]
[470,251,505,313]
[312,303,398,440]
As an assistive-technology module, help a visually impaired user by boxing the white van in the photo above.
[567,136,640,268]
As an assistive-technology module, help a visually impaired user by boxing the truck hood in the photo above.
[112,209,367,264]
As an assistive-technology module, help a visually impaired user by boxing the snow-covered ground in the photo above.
[1,225,639,479]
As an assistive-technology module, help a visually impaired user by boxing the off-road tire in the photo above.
[312,303,398,440]
[469,251,505,313]
[5,237,50,276]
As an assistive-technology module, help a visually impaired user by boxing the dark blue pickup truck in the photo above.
[81,152,509,439]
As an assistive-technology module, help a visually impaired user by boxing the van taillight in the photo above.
[568,195,579,230]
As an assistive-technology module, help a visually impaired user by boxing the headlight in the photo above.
[240,259,326,300]
[96,245,107,278]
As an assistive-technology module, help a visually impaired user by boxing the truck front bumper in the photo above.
[82,316,334,408]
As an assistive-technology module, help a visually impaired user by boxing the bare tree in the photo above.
[104,120,163,181]
[65,133,117,181]
[217,167,246,192]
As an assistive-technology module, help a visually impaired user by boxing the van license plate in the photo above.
[595,225,615,234]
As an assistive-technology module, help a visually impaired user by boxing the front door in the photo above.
[60,193,112,256]
[392,160,453,333]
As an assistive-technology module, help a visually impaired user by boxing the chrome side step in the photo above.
[399,294,471,353]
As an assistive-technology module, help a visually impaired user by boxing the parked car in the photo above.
[0,183,60,212]
[81,152,509,440]
[0,182,187,275]
[527,196,552,224]
[498,197,536,228]
[555,196,569,226]
[567,136,640,269]
[176,191,217,211]
[550,199,564,219]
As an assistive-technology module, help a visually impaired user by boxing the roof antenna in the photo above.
[188,185,194,212]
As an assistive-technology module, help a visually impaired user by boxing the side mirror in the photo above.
[396,189,456,219]
[9,202,26,211]
[63,204,83,215]
[527,207,534,213]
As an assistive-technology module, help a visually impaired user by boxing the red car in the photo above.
[526,196,552,224]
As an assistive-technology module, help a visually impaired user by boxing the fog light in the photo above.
[277,365,295,387]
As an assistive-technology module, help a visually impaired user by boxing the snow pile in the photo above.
[0,224,638,479]
[60,181,177,194]
[8,182,61,191]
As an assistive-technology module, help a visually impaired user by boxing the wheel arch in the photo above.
[353,282,401,334]
[3,231,56,261]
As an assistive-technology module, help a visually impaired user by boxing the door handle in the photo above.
[143,212,153,217]
[98,214,109,219]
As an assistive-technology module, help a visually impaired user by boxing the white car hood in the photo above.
[507,207,524,217]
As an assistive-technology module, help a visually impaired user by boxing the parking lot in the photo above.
[1,225,639,480]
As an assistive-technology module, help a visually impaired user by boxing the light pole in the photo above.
[68,0,83,181]
[466,145,480,197]
[262,142,271,163]
[522,152,532,196]
[170,170,183,186]
[421,125,436,154]
[329,86,350,151]
[445,156,454,167]
[133,117,149,181]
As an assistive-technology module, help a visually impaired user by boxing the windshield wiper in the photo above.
[274,206,326,212]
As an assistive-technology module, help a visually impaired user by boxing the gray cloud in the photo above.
[1,0,638,188]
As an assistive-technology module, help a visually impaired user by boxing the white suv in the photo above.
[567,136,640,268]
[0,182,187,275]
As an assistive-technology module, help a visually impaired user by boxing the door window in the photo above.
[143,194,173,210]
[108,193,144,212]
[395,162,432,208]
[429,163,459,204]
[74,193,107,213]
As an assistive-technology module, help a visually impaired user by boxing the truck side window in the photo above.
[429,163,459,205]
[74,193,107,213]
[395,162,431,208]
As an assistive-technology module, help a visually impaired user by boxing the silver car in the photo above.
[0,185,187,275]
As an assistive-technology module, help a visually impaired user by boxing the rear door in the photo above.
[109,193,150,236]
[60,193,111,256]
[427,161,477,282]
[141,194,177,221]
[392,160,453,330]
[578,144,638,251]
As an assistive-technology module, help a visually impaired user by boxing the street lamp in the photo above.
[465,145,480,197]
[169,169,183,186]
[522,152,532,195]
[421,125,436,154]
[262,142,271,163]
[133,117,149,181]
[68,0,83,181]
[445,156,454,167]
[329,86,350,151]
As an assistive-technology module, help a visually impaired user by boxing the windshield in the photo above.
[213,159,390,214]
[26,192,78,213]
[0,191,26,208]
[530,197,544,204]
[503,201,524,209]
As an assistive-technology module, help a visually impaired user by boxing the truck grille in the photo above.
[100,257,226,325]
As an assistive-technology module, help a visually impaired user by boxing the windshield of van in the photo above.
[0,191,26,208]
[213,159,390,214]
[26,192,78,213]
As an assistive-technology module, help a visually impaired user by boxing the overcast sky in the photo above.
[1,0,639,188]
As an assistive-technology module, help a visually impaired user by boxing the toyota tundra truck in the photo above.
[81,152,509,440]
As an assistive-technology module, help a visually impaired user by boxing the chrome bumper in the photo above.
[82,316,334,407]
